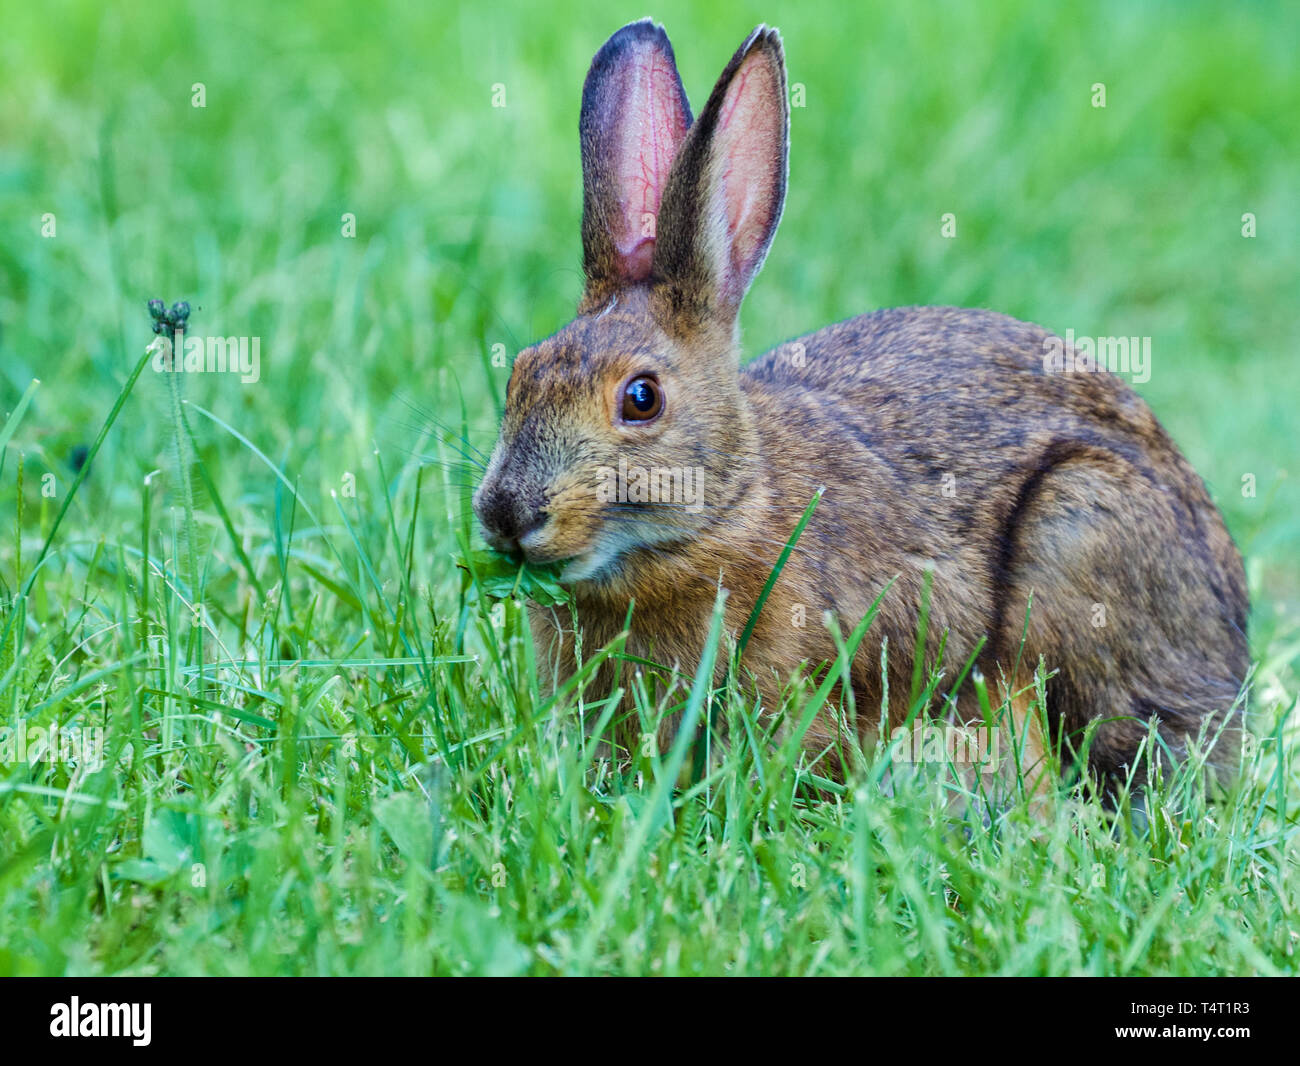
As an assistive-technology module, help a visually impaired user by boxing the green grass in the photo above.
[1,0,1297,975]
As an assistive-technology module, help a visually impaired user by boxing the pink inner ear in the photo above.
[712,54,784,299]
[612,51,689,279]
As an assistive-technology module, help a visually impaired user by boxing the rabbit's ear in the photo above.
[652,26,788,326]
[580,20,693,298]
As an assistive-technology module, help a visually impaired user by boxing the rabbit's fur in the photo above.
[473,20,1249,792]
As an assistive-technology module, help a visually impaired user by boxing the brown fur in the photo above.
[472,21,1249,797]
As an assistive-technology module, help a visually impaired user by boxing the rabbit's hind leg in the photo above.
[991,453,1246,798]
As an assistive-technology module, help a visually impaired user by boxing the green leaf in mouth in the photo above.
[455,548,571,607]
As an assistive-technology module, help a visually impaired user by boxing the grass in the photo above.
[0,0,1297,975]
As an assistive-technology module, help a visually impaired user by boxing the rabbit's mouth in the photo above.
[506,524,609,584]
[527,522,647,585]
[512,496,682,586]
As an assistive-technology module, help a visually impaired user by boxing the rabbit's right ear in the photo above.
[579,20,693,305]
[651,26,789,329]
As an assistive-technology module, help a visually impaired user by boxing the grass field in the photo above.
[1,0,1297,975]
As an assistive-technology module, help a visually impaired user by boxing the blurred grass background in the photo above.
[0,0,1297,974]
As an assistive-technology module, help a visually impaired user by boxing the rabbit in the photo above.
[471,19,1249,795]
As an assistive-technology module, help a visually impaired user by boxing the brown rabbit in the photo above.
[472,19,1249,794]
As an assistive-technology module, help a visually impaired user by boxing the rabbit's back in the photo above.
[748,306,1160,486]
[744,306,1235,587]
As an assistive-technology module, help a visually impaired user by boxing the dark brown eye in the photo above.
[621,376,663,422]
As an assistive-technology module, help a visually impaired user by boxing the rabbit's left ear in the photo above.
[652,26,788,327]
[580,20,693,301]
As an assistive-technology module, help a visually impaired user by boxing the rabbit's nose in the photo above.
[473,485,546,553]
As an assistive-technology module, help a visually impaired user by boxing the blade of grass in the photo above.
[578,588,728,963]
[22,347,153,597]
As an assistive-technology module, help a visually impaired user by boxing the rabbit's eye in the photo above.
[621,376,664,423]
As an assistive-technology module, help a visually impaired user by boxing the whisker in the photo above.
[390,392,494,464]
[372,433,488,476]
